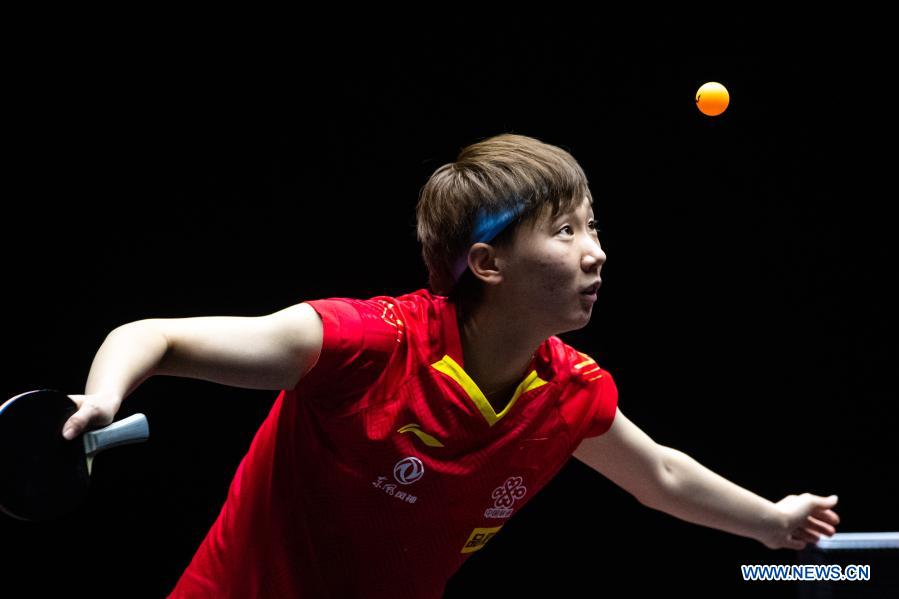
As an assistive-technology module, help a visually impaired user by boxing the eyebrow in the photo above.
[548,205,594,229]
[559,199,594,218]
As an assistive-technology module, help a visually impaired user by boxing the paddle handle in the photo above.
[83,413,150,456]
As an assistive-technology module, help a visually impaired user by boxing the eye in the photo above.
[559,220,600,235]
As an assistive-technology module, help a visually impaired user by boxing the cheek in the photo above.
[530,256,569,294]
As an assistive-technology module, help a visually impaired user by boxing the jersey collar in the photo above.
[430,297,551,427]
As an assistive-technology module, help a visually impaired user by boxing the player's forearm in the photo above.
[84,321,169,400]
[643,447,786,545]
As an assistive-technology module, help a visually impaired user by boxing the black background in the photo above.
[3,21,896,598]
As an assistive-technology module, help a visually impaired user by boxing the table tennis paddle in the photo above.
[0,389,149,522]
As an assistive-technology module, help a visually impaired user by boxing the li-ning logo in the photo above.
[393,456,425,484]
[397,423,444,447]
[484,476,528,519]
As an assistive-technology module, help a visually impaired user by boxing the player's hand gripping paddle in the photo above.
[0,389,149,521]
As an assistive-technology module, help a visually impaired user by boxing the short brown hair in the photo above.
[415,133,593,319]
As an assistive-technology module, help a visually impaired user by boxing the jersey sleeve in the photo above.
[559,347,620,440]
[292,296,402,411]
[583,368,619,438]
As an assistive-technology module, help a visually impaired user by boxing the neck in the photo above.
[456,297,545,397]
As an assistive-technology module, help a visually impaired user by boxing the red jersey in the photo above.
[168,288,618,598]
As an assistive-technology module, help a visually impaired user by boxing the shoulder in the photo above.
[550,338,613,387]
[309,287,436,321]
[552,339,620,438]
[304,288,431,332]
[293,291,423,404]
[298,288,438,369]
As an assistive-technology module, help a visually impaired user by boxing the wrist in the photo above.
[757,501,790,548]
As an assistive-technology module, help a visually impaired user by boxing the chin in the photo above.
[558,315,591,335]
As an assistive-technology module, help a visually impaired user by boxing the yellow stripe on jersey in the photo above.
[431,354,548,427]
[397,423,445,447]
[575,351,605,382]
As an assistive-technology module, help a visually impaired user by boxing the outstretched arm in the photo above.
[644,446,839,550]
[573,407,841,550]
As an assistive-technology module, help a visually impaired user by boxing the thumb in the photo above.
[62,404,95,440]
[817,494,839,507]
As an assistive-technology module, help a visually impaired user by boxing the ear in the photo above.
[467,243,505,286]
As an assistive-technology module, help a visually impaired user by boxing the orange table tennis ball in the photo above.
[695,81,729,116]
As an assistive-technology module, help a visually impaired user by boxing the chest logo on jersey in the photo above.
[484,475,528,519]
[397,423,444,447]
[371,456,424,505]
[461,525,504,554]
[393,456,425,484]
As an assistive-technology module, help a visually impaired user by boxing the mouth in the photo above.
[579,280,601,302]
[580,280,601,295]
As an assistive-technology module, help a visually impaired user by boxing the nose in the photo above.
[582,236,606,269]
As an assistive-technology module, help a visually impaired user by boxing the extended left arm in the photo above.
[574,408,840,550]
[647,446,839,550]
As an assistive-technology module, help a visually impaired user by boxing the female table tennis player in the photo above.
[61,133,840,598]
